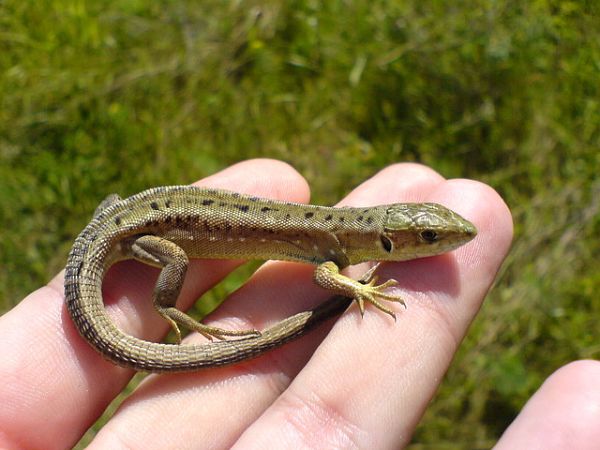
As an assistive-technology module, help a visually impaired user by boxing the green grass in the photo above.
[1,0,598,447]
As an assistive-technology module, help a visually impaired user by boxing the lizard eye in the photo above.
[380,234,393,252]
[420,229,438,243]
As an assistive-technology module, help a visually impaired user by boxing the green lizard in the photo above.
[65,186,476,372]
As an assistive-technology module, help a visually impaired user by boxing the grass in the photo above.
[1,0,598,447]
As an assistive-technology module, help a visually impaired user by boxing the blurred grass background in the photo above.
[1,0,598,447]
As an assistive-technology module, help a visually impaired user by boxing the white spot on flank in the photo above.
[295,240,301,245]
[239,237,246,242]
[329,249,336,255]
[260,238,266,243]
[313,244,319,251]
[209,236,217,242]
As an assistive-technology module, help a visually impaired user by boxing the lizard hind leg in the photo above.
[131,235,260,343]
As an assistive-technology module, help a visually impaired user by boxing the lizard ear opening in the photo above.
[380,234,393,253]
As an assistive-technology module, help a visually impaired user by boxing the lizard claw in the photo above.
[354,277,405,319]
[357,298,366,317]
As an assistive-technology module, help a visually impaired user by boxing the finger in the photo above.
[89,163,464,448]
[495,360,600,449]
[0,159,309,449]
[234,165,513,448]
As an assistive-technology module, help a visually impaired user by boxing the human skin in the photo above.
[1,159,596,449]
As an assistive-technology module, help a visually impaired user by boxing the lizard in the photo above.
[64,185,477,372]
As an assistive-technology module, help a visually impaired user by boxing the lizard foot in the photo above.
[157,306,261,343]
[355,275,406,320]
[314,261,406,320]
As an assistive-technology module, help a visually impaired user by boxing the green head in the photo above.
[377,203,477,261]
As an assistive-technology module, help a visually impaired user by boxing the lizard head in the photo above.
[379,203,477,260]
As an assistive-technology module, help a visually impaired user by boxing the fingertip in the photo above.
[195,158,311,204]
[377,162,444,183]
[342,162,446,205]
[445,178,513,236]
[433,179,513,269]
[496,360,600,449]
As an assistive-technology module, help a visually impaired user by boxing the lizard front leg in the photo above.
[131,235,260,342]
[313,261,405,319]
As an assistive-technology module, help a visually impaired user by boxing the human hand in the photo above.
[3,159,587,449]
